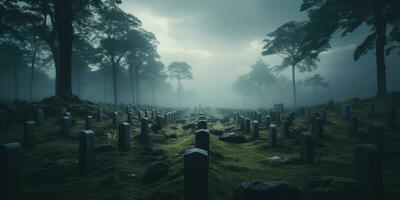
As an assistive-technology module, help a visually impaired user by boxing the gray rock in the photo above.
[143,161,169,184]
[219,132,248,143]
[210,129,224,136]
[234,181,302,200]
[261,156,290,165]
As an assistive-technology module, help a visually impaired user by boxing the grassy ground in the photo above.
[0,95,399,200]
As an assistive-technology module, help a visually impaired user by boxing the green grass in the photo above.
[0,95,400,200]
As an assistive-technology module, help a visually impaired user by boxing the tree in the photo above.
[262,21,328,107]
[248,59,276,107]
[301,0,400,97]
[168,61,193,106]
[141,59,167,105]
[96,2,141,104]
[232,74,257,105]
[125,29,158,105]
[299,74,329,93]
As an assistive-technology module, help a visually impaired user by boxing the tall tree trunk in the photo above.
[152,87,156,106]
[292,65,297,107]
[177,79,181,107]
[374,1,388,97]
[54,0,73,97]
[30,45,38,101]
[134,66,140,104]
[129,65,135,104]
[258,84,262,108]
[77,70,81,97]
[112,58,118,105]
[13,60,18,100]
[0,69,4,98]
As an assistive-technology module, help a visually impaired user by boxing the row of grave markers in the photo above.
[0,106,183,200]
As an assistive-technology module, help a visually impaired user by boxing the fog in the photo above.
[119,0,400,108]
[1,0,399,109]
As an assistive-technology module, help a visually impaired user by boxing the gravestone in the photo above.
[0,110,7,133]
[252,120,259,138]
[369,125,384,154]
[283,120,289,137]
[300,132,314,164]
[112,112,118,127]
[257,113,262,125]
[268,124,277,147]
[79,130,95,175]
[197,120,207,130]
[355,144,382,200]
[0,143,22,200]
[368,103,376,117]
[265,115,270,129]
[141,118,149,135]
[245,118,250,133]
[96,109,103,122]
[349,115,358,134]
[341,104,351,121]
[321,110,327,123]
[164,113,168,124]
[312,117,323,138]
[36,109,44,127]
[388,109,397,127]
[195,129,210,151]
[240,116,245,130]
[85,116,93,130]
[118,122,130,151]
[23,121,36,148]
[61,116,71,137]
[184,148,208,200]
[127,111,133,124]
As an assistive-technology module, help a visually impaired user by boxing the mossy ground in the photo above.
[0,95,400,200]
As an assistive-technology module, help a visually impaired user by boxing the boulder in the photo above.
[234,181,302,200]
[182,123,195,130]
[261,156,290,165]
[142,161,169,184]
[219,132,248,143]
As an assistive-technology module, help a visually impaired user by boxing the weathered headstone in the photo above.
[268,124,277,147]
[265,115,270,129]
[184,148,208,200]
[0,143,22,200]
[195,129,210,151]
[96,109,103,122]
[349,115,358,134]
[141,118,149,135]
[127,111,133,124]
[79,130,95,175]
[23,121,36,148]
[85,116,93,130]
[36,109,44,127]
[355,144,382,200]
[245,118,250,133]
[240,115,246,131]
[118,122,130,151]
[341,104,351,121]
[300,132,314,164]
[197,120,207,130]
[369,125,384,154]
[312,117,323,138]
[283,120,289,137]
[61,116,71,137]
[112,112,118,127]
[251,120,259,138]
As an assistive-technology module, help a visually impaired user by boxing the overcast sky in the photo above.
[120,0,400,107]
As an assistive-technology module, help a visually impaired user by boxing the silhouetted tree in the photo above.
[168,61,193,106]
[299,74,329,93]
[262,21,328,107]
[248,59,276,107]
[301,0,400,97]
